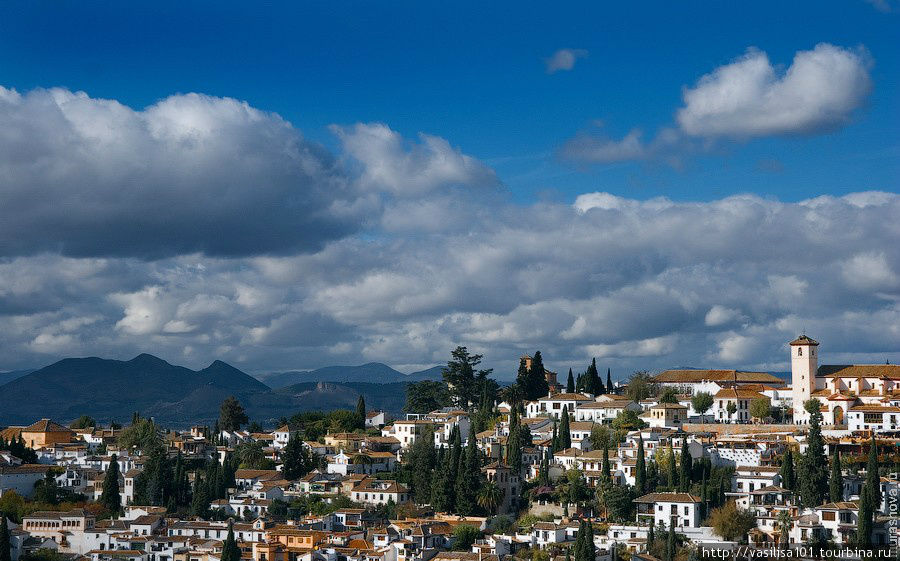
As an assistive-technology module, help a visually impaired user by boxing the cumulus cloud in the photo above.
[0,87,372,258]
[562,43,872,164]
[332,122,498,197]
[677,43,872,138]
[545,49,588,73]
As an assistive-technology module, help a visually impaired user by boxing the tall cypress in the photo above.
[566,369,575,393]
[455,424,480,515]
[221,521,240,561]
[798,401,828,508]
[666,443,676,490]
[606,369,613,394]
[558,406,572,450]
[551,421,559,453]
[101,454,121,516]
[432,447,453,512]
[857,479,874,548]
[865,436,881,510]
[601,443,611,482]
[780,449,795,491]
[666,523,676,561]
[0,514,11,561]
[647,459,659,493]
[356,395,367,428]
[635,436,646,494]
[679,439,691,492]
[829,451,843,503]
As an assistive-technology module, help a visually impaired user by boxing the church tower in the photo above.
[790,335,819,424]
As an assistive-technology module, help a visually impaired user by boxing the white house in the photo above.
[847,405,900,432]
[350,479,410,506]
[0,464,48,498]
[634,492,702,529]
[526,393,594,419]
[713,388,768,423]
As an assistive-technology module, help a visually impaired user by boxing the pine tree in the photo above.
[221,521,240,561]
[566,369,575,393]
[559,406,572,449]
[606,369,613,394]
[0,514,11,561]
[780,449,795,491]
[829,451,843,503]
[635,436,646,494]
[101,454,121,516]
[679,439,691,492]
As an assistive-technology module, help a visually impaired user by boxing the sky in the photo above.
[0,1,898,379]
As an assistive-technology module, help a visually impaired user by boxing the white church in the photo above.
[790,334,900,431]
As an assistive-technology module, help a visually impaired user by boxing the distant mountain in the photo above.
[260,362,444,389]
[0,355,415,426]
[0,368,33,386]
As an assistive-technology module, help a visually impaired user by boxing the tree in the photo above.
[635,436,647,494]
[749,398,771,422]
[573,520,595,561]
[443,346,493,410]
[666,443,676,490]
[725,402,737,422]
[691,393,713,423]
[709,501,756,542]
[221,521,241,561]
[101,454,121,516]
[679,439,691,492]
[282,434,316,480]
[405,380,451,413]
[612,409,646,432]
[624,371,655,402]
[558,406,572,450]
[0,514,10,561]
[606,369,614,394]
[865,436,881,510]
[780,449,796,491]
[666,522,675,561]
[406,425,437,504]
[829,451,843,503]
[69,415,96,429]
[798,399,828,509]
[518,351,550,401]
[776,510,792,549]
[190,474,209,517]
[356,395,367,428]
[658,387,678,404]
[452,525,480,551]
[34,470,59,505]
[601,443,611,482]
[566,369,575,393]
[589,424,611,451]
[455,424,481,515]
[857,477,874,548]
[219,396,248,431]
[477,482,502,515]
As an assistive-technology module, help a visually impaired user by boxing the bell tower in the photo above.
[790,334,819,424]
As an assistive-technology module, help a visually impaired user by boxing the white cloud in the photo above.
[842,252,898,291]
[677,43,872,138]
[545,49,588,74]
[332,122,498,197]
[705,305,742,327]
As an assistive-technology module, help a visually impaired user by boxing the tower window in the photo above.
[798,348,802,356]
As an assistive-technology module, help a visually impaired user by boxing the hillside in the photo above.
[261,362,443,389]
[0,355,413,427]
[0,368,33,386]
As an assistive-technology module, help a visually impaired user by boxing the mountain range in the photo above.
[257,363,443,389]
[0,355,428,427]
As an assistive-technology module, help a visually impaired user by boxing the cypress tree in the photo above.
[356,395,366,428]
[455,424,480,515]
[647,523,655,551]
[865,436,881,510]
[446,427,461,512]
[559,406,572,450]
[566,369,575,393]
[606,369,613,394]
[798,401,828,508]
[635,436,646,494]
[679,439,691,491]
[601,443,611,482]
[101,454,121,516]
[666,443,676,490]
[551,421,559,453]
[647,459,659,492]
[857,478,874,548]
[191,474,209,517]
[666,522,676,561]
[584,521,595,561]
[780,449,795,491]
[829,451,843,503]
[221,521,240,561]
[432,446,454,512]
[700,469,708,518]
[507,423,522,475]
[0,514,11,561]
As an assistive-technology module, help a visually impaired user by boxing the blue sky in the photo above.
[2,1,896,204]
[0,2,898,376]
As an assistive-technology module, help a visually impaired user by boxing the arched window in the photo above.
[798,348,803,357]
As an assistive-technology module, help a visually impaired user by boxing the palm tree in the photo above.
[500,385,524,408]
[775,510,792,550]
[477,482,503,515]
[351,453,373,465]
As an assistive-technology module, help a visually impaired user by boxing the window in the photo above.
[798,348,802,356]
[822,511,835,521]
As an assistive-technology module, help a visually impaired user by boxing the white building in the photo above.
[526,393,594,419]
[634,492,702,529]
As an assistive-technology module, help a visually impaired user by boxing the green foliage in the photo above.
[356,395,366,429]
[597,483,635,522]
[118,417,162,451]
[612,409,646,432]
[219,396,249,431]
[780,449,796,491]
[576,358,605,396]
[558,406,572,449]
[517,352,550,401]
[798,400,828,508]
[454,424,483,515]
[589,424,611,452]
[726,402,737,419]
[405,425,437,503]
[829,451,843,503]
[658,387,678,404]
[566,369,575,393]
[33,471,59,505]
[100,454,121,516]
[0,514,10,561]
[282,434,318,480]
[443,346,493,410]
[624,371,655,402]
[690,392,713,420]
[452,525,481,551]
[234,440,274,470]
[749,398,771,421]
[679,439,692,492]
[220,522,241,561]
[573,520,595,561]
[477,482,503,514]
[69,415,96,429]
[709,501,756,542]
[0,436,38,464]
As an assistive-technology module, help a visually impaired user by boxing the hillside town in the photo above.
[1,336,898,561]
